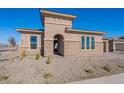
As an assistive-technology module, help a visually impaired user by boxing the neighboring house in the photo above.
[109,38,124,52]
[16,10,109,56]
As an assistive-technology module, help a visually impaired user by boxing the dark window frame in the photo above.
[91,37,95,49]
[86,36,90,49]
[81,36,85,49]
[30,36,37,49]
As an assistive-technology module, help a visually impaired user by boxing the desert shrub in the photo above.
[19,49,26,61]
[102,64,112,72]
[35,51,40,60]
[20,49,26,57]
[44,73,53,79]
[118,64,124,69]
[8,36,16,62]
[0,75,9,81]
[22,50,26,57]
[8,36,16,47]
[46,56,52,64]
[8,50,14,62]
[85,69,94,73]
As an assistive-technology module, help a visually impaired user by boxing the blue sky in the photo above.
[0,8,124,44]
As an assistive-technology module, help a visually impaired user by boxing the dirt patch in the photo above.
[0,52,124,84]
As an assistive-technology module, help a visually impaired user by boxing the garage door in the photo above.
[115,43,124,51]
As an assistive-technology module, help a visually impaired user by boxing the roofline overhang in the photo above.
[102,37,110,40]
[40,10,76,19]
[112,39,124,42]
[66,28,106,35]
[16,28,43,34]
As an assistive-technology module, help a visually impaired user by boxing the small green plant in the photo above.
[44,73,53,79]
[85,69,94,73]
[0,75,9,81]
[46,56,52,64]
[118,64,124,69]
[102,64,112,72]
[35,51,40,60]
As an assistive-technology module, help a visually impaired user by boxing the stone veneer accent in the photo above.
[64,41,103,56]
[44,40,53,56]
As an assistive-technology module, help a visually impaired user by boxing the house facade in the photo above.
[16,10,109,56]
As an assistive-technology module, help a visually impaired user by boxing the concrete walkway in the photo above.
[72,73,124,84]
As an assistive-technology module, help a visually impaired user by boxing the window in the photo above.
[30,36,37,49]
[81,36,95,50]
[91,37,95,49]
[86,36,90,49]
[81,36,85,49]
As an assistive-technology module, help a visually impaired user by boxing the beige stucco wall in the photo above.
[44,15,72,39]
[64,38,103,56]
[44,40,53,56]
[20,32,43,54]
[44,15,73,56]
[43,15,104,56]
[44,22,103,42]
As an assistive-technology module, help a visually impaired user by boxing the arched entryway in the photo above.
[53,34,64,56]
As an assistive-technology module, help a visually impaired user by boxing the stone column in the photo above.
[44,39,54,56]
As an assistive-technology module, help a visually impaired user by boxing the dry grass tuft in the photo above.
[0,75,9,81]
[46,56,52,64]
[35,51,40,60]
[44,73,53,79]
[19,49,26,61]
[102,64,112,72]
[118,64,124,69]
[85,69,94,73]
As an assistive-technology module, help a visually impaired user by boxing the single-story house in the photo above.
[16,10,110,56]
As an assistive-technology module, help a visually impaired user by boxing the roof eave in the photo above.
[40,10,76,19]
[66,29,106,35]
[16,28,43,34]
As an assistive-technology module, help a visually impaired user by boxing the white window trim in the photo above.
[80,35,96,52]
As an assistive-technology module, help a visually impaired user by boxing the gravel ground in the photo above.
[0,52,124,84]
[71,73,124,84]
